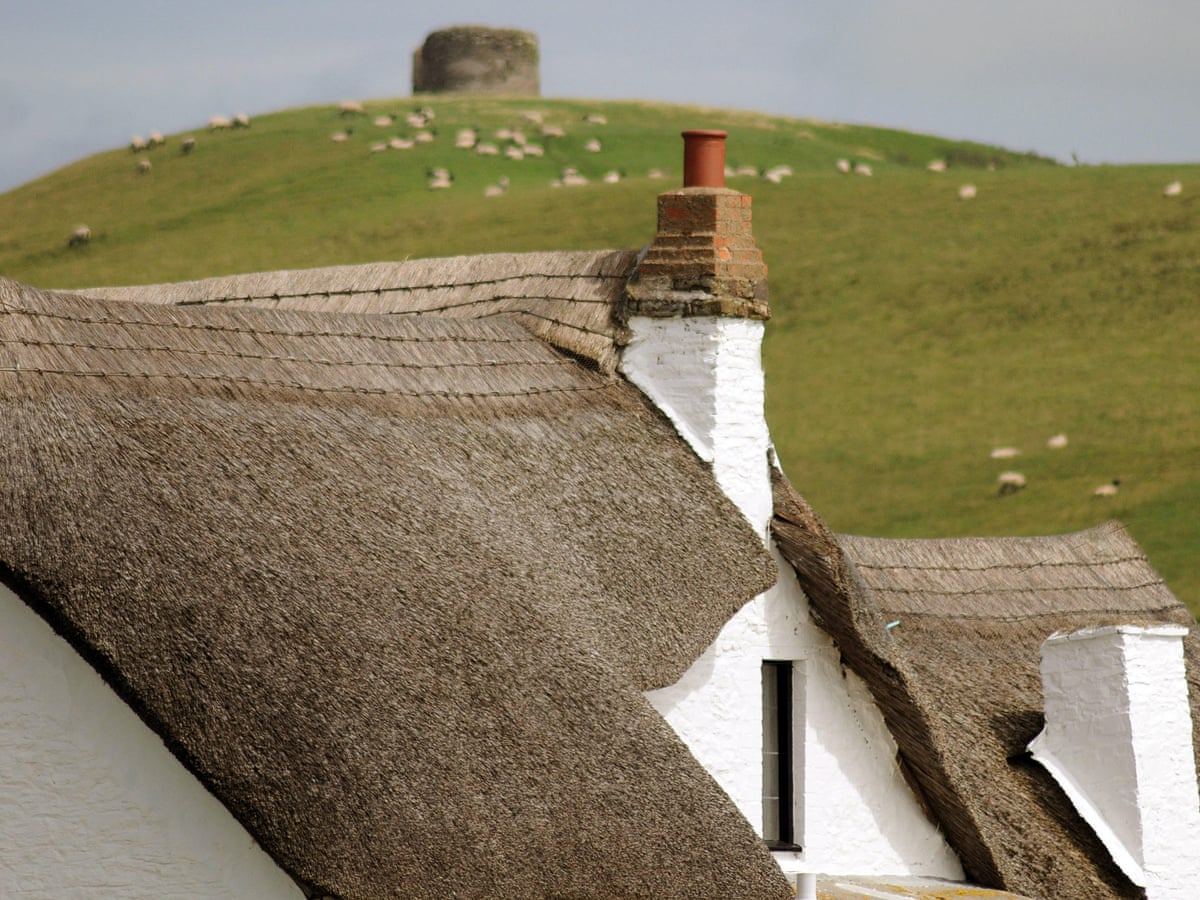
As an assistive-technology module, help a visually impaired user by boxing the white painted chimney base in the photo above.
[1029,624,1200,900]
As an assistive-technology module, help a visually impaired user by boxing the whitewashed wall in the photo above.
[0,583,303,899]
[623,314,963,879]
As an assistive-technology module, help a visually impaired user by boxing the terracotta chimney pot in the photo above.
[682,130,727,188]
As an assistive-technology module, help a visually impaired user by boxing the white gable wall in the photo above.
[0,583,304,899]
[623,313,963,879]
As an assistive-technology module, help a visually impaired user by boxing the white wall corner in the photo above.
[618,314,773,538]
[1028,624,1200,900]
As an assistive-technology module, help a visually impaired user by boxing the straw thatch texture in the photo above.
[0,277,789,900]
[771,466,1194,900]
[75,249,639,375]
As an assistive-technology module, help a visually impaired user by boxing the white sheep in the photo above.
[505,146,525,161]
[374,115,395,127]
[415,130,435,143]
[68,225,92,247]
[1093,479,1120,497]
[208,116,232,130]
[854,162,873,177]
[389,137,414,150]
[959,184,977,200]
[602,170,622,184]
[130,135,148,152]
[428,168,453,190]
[455,128,477,149]
[990,447,1020,459]
[1047,433,1068,449]
[233,113,250,128]
[836,158,851,174]
[180,136,196,154]
[927,160,947,173]
[541,124,566,139]
[483,176,509,197]
[474,142,500,156]
[523,144,544,157]
[584,138,602,153]
[148,131,165,147]
[997,472,1027,496]
[136,158,152,174]
[330,131,350,143]
[583,113,607,125]
[338,100,365,116]
[1164,181,1183,197]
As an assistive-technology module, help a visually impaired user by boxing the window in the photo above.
[762,660,801,850]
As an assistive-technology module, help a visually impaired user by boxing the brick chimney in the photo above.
[619,131,772,537]
[1028,625,1200,900]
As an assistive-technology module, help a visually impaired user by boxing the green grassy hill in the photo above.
[3,96,1197,612]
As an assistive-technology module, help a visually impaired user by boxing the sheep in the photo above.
[854,162,873,176]
[505,146,525,161]
[388,137,414,150]
[1047,433,1068,449]
[233,113,250,128]
[522,143,544,158]
[130,135,148,152]
[68,225,92,247]
[330,131,350,143]
[374,115,395,127]
[927,160,947,173]
[583,113,607,125]
[763,166,793,184]
[369,142,389,154]
[584,138,602,153]
[648,168,668,179]
[959,184,978,200]
[428,168,453,190]
[338,100,365,116]
[148,131,165,147]
[997,471,1027,496]
[520,110,544,125]
[990,447,1020,459]
[541,124,566,139]
[484,176,509,197]
[180,136,196,155]
[836,158,851,174]
[474,142,500,156]
[455,128,477,149]
[1093,479,1120,497]
[559,167,589,187]
[208,116,232,130]
[414,130,435,143]
[602,170,622,184]
[136,158,152,174]
[1164,181,1183,197]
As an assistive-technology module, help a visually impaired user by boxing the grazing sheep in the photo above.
[1093,479,1120,497]
[68,225,92,247]
[330,131,350,143]
[148,131,165,147]
[1164,181,1183,197]
[959,184,977,200]
[836,158,851,174]
[369,142,389,153]
[583,113,607,125]
[559,167,588,187]
[415,130,435,143]
[130,135,148,152]
[1047,433,1068,449]
[455,128,477,149]
[505,145,525,161]
[233,113,250,128]
[136,158,152,175]
[763,166,793,184]
[990,447,1020,459]
[484,176,509,197]
[584,138,602,153]
[927,160,947,173]
[208,116,232,130]
[602,170,622,184]
[474,142,500,156]
[407,112,428,128]
[428,168,453,190]
[521,110,544,125]
[854,162,873,176]
[180,136,196,154]
[541,124,566,139]
[389,137,414,150]
[997,471,1027,496]
[522,143,544,157]
[338,100,365,116]
[374,115,395,127]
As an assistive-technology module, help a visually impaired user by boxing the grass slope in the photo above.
[2,96,1197,612]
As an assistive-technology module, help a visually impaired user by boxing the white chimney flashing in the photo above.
[1028,623,1200,900]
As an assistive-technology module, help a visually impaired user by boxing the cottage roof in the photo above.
[771,467,1194,900]
[0,274,788,899]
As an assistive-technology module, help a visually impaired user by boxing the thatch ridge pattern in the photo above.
[75,249,641,374]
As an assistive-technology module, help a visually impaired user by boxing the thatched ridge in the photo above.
[0,276,789,899]
[771,465,1194,900]
[76,249,639,375]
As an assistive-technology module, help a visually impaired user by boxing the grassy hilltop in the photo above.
[2,96,1197,612]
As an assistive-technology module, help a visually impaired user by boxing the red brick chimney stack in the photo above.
[623,130,769,320]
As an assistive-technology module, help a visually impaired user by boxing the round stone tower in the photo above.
[412,26,540,96]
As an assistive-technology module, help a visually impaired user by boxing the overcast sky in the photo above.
[2,1,1197,192]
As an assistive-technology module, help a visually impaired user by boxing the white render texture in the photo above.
[0,583,303,899]
[1029,624,1200,900]
[625,313,962,878]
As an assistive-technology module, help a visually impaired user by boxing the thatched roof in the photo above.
[771,466,1194,900]
[0,276,790,899]
[75,249,639,375]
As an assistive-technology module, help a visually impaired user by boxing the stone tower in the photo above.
[412,26,540,96]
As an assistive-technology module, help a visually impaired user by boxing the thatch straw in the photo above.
[75,249,640,375]
[772,464,1191,900]
[0,277,789,899]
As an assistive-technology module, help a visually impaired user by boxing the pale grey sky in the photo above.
[2,1,1197,191]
